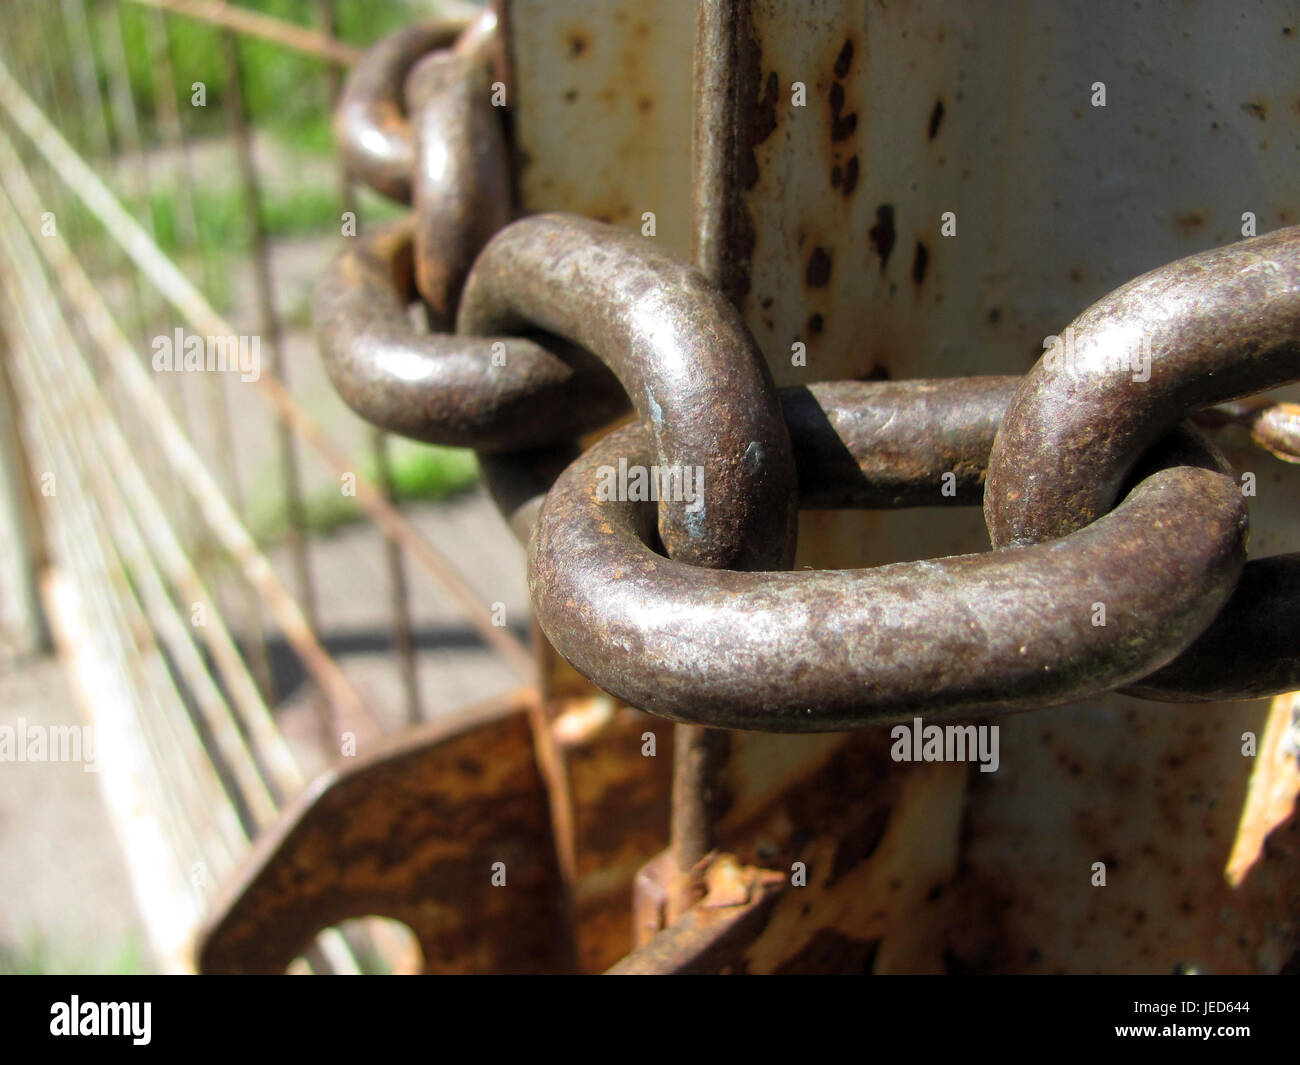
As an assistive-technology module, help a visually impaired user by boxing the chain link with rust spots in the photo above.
[315,19,1300,731]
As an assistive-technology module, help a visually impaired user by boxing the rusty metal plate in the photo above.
[198,691,573,974]
[535,694,673,972]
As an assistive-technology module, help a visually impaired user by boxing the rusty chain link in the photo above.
[316,20,1300,730]
[529,390,1246,729]
[986,228,1300,702]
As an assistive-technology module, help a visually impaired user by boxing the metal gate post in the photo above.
[507,0,1300,971]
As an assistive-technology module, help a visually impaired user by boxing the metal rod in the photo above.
[0,54,536,680]
[216,21,323,723]
[0,323,49,652]
[143,4,279,704]
[665,0,753,885]
[0,110,374,736]
[60,0,153,348]
[317,0,423,725]
[0,143,303,795]
[371,428,423,724]
[120,0,363,66]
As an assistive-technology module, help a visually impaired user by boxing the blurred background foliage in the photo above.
[12,1,434,267]
[10,0,481,533]
[111,0,427,151]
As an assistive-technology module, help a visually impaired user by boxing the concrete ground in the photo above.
[0,657,148,973]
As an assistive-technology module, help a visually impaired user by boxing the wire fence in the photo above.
[0,0,515,973]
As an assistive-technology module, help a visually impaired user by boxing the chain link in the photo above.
[317,21,1300,729]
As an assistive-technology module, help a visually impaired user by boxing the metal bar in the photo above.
[60,0,153,348]
[216,19,323,721]
[371,428,423,724]
[139,5,279,704]
[665,0,750,893]
[0,108,373,737]
[0,160,368,978]
[120,0,363,66]
[0,281,232,889]
[317,0,423,726]
[0,170,280,827]
[8,345,245,879]
[6,254,282,829]
[38,567,202,973]
[0,55,536,680]
[101,0,205,600]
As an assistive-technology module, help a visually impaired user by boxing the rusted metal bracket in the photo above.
[198,691,575,974]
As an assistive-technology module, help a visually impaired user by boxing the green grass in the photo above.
[249,443,481,544]
[18,0,427,315]
[146,181,339,254]
[0,932,149,975]
[145,179,407,258]
[109,0,435,147]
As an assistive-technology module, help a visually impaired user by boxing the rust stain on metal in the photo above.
[911,240,930,285]
[692,0,767,307]
[943,698,1300,973]
[868,204,896,269]
[566,30,590,58]
[841,154,859,196]
[833,37,854,79]
[532,697,674,972]
[198,692,574,974]
[608,854,783,974]
[1173,209,1208,234]
[1225,692,1300,886]
[773,929,880,974]
[828,80,858,142]
[928,97,945,140]
[805,245,832,287]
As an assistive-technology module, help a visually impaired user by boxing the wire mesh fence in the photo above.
[0,0,522,973]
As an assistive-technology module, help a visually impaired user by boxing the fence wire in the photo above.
[0,0,503,974]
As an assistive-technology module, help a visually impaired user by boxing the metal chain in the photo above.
[317,20,1300,730]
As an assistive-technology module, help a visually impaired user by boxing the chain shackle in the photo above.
[986,224,1300,700]
[529,380,1247,731]
[460,214,798,571]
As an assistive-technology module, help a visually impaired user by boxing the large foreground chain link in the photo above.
[316,20,1300,730]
